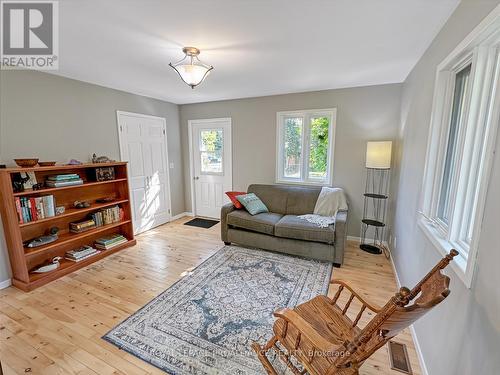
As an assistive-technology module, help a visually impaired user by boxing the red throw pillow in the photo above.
[225,191,246,209]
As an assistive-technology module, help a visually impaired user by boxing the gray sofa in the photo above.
[221,184,348,266]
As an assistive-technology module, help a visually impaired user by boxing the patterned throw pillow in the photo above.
[225,191,246,209]
[236,193,269,215]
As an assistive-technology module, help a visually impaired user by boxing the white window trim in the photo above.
[276,108,337,186]
[420,5,500,288]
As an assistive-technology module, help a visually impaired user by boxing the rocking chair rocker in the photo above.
[252,249,458,375]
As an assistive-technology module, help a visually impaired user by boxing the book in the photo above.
[65,246,100,262]
[95,234,126,245]
[34,197,45,219]
[29,198,37,221]
[66,246,99,260]
[47,174,80,181]
[45,179,83,187]
[42,195,55,217]
[95,238,128,250]
[15,197,23,224]
[70,219,96,233]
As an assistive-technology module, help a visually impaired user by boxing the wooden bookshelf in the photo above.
[0,162,136,291]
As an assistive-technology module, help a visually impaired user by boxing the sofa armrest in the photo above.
[221,203,236,242]
[334,210,348,263]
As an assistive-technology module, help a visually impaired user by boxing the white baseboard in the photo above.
[389,253,429,375]
[170,212,194,221]
[0,278,12,290]
[347,236,389,248]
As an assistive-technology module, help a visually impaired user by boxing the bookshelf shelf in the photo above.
[18,199,129,227]
[13,178,128,197]
[0,162,136,292]
[24,220,132,257]
[26,239,136,288]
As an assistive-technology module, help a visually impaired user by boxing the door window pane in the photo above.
[283,117,303,178]
[308,116,330,179]
[200,129,223,174]
[437,64,471,224]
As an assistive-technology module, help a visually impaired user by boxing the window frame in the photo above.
[275,108,336,186]
[419,8,500,288]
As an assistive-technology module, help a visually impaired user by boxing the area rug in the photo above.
[103,245,332,375]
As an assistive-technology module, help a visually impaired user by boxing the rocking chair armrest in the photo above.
[274,308,336,354]
[330,279,382,313]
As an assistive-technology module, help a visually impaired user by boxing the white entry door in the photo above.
[117,111,171,234]
[190,118,232,219]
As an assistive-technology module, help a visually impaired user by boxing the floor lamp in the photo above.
[360,141,392,254]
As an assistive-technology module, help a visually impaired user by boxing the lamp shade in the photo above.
[366,141,392,169]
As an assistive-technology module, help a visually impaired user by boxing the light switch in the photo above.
[169,162,174,169]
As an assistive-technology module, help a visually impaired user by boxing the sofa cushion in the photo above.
[275,215,335,244]
[227,211,283,235]
[248,184,321,215]
[236,193,269,215]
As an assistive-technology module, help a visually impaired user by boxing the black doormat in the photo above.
[184,218,220,229]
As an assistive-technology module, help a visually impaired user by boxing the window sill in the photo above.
[417,218,472,288]
[275,178,332,187]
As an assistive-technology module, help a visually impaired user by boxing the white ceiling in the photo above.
[53,0,459,104]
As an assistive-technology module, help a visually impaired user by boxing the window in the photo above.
[420,11,500,287]
[199,129,223,174]
[276,109,336,185]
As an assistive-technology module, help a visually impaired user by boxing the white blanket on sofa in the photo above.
[298,187,348,228]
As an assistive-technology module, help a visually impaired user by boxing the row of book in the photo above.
[70,206,124,233]
[90,206,123,227]
[45,173,83,188]
[15,195,55,224]
[64,234,128,262]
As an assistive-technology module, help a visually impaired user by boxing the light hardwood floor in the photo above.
[0,217,422,375]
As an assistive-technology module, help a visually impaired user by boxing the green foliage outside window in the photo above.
[309,117,329,177]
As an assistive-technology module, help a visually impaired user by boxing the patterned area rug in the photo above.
[103,245,332,375]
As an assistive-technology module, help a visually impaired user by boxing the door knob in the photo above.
[194,176,199,180]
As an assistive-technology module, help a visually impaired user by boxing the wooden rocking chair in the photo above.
[252,249,458,375]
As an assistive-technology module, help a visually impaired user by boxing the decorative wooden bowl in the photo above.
[14,158,39,168]
[38,161,57,166]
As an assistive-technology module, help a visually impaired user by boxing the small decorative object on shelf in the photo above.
[360,141,392,255]
[95,166,115,181]
[25,227,59,248]
[74,200,90,209]
[67,159,82,165]
[55,206,65,215]
[92,153,115,163]
[14,158,39,168]
[12,173,30,192]
[96,196,115,203]
[32,257,62,273]
[32,182,44,190]
[38,161,57,166]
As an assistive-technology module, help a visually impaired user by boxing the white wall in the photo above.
[393,1,500,374]
[0,70,184,286]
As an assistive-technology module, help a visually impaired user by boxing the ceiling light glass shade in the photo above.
[366,141,392,169]
[169,47,213,89]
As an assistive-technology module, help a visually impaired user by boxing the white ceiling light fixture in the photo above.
[169,47,213,89]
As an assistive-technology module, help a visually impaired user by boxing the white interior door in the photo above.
[117,111,171,234]
[190,118,232,219]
